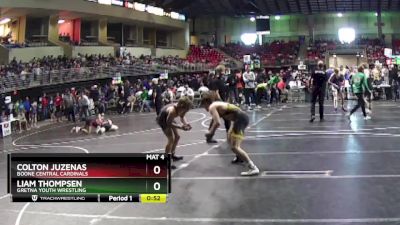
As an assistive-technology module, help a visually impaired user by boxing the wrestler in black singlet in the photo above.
[157,104,173,130]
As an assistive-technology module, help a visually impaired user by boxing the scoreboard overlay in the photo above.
[7,153,171,203]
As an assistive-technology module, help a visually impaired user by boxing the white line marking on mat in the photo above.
[249,106,285,128]
[7,209,400,223]
[263,170,333,175]
[10,144,89,154]
[9,112,206,148]
[0,194,10,200]
[89,203,126,225]
[248,130,355,133]
[172,145,218,175]
[173,174,400,180]
[200,117,226,131]
[15,203,30,225]
[144,141,207,153]
[181,149,400,157]
[11,124,91,225]
[12,124,71,146]
[32,128,161,146]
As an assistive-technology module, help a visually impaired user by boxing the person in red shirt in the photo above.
[54,93,63,122]
[41,93,49,120]
[277,78,288,103]
[236,72,245,104]
[277,79,285,91]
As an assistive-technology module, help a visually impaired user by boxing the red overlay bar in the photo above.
[16,163,167,178]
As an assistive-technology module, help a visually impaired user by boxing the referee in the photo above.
[310,61,328,122]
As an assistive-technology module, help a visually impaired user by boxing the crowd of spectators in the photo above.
[0,72,205,132]
[307,38,386,63]
[0,53,217,91]
[59,33,76,45]
[0,45,231,79]
[393,39,400,55]
[3,59,400,136]
[0,53,188,76]
[221,41,300,66]
[307,39,337,61]
[0,44,239,92]
[1,65,310,134]
[364,38,386,64]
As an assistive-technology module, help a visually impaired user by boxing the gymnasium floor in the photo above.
[1,101,400,225]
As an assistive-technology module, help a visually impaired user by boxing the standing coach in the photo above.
[310,61,328,122]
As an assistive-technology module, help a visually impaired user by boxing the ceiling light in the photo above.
[58,19,65,24]
[0,18,11,25]
[338,27,355,44]
[250,17,255,22]
[134,2,146,11]
[375,12,378,16]
[275,15,281,20]
[241,33,257,46]
[337,13,343,17]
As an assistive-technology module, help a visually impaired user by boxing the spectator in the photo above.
[78,91,90,121]
[152,78,163,115]
[49,96,56,122]
[236,71,245,104]
[17,109,28,133]
[243,67,256,110]
[140,87,151,113]
[277,78,289,103]
[54,93,63,122]
[226,70,238,104]
[162,86,174,105]
[256,80,268,108]
[382,65,389,84]
[181,84,195,101]
[23,97,31,128]
[63,90,76,123]
[31,101,38,128]
[390,64,399,100]
[268,73,280,106]
[90,85,100,114]
[372,65,382,84]
[41,93,49,120]
[208,73,222,100]
[117,84,126,114]
[198,82,209,95]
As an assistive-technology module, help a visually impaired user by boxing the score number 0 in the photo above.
[153,165,161,191]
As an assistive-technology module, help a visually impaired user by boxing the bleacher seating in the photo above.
[307,40,337,61]
[393,39,400,55]
[186,45,224,67]
[307,38,386,63]
[0,53,218,92]
[221,41,299,66]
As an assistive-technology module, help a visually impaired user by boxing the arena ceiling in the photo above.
[136,0,399,17]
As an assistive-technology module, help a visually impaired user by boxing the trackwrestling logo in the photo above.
[31,195,38,202]
[30,195,86,202]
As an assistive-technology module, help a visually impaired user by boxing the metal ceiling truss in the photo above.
[140,0,400,17]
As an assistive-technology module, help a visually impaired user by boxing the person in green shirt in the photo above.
[140,88,151,112]
[268,74,280,106]
[348,66,372,120]
[268,74,280,86]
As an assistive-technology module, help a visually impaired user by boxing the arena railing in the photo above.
[0,63,216,93]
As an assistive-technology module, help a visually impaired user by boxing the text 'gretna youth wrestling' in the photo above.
[17,180,86,193]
